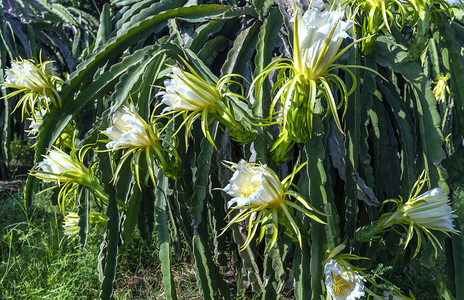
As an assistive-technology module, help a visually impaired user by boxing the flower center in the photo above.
[331,272,352,297]
[240,186,259,199]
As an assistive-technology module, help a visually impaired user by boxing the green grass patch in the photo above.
[0,192,101,299]
[0,187,201,299]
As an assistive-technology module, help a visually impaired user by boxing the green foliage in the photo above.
[50,0,110,17]
[8,134,34,165]
[453,188,464,226]
[365,251,450,300]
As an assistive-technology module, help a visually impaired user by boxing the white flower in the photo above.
[37,148,84,183]
[324,259,365,300]
[294,7,352,79]
[401,187,457,233]
[159,67,220,112]
[4,59,53,92]
[34,148,109,208]
[104,105,153,149]
[223,160,283,208]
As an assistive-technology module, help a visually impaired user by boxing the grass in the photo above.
[113,231,200,299]
[0,190,101,299]
[0,184,201,299]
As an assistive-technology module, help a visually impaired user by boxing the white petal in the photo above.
[104,106,152,149]
[227,197,251,208]
[296,7,352,78]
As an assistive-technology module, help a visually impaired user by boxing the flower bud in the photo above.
[159,67,220,112]
[63,212,80,236]
[26,108,46,136]
[432,75,450,103]
[63,212,107,237]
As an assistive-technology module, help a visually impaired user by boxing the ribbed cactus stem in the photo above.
[428,38,441,80]
[77,187,89,247]
[155,169,177,299]
[0,29,10,165]
[306,116,328,300]
[99,191,119,300]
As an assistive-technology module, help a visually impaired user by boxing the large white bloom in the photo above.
[223,160,283,208]
[159,67,220,112]
[37,148,85,183]
[401,187,457,233]
[294,7,352,79]
[104,105,153,149]
[324,259,364,300]
[4,59,53,92]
